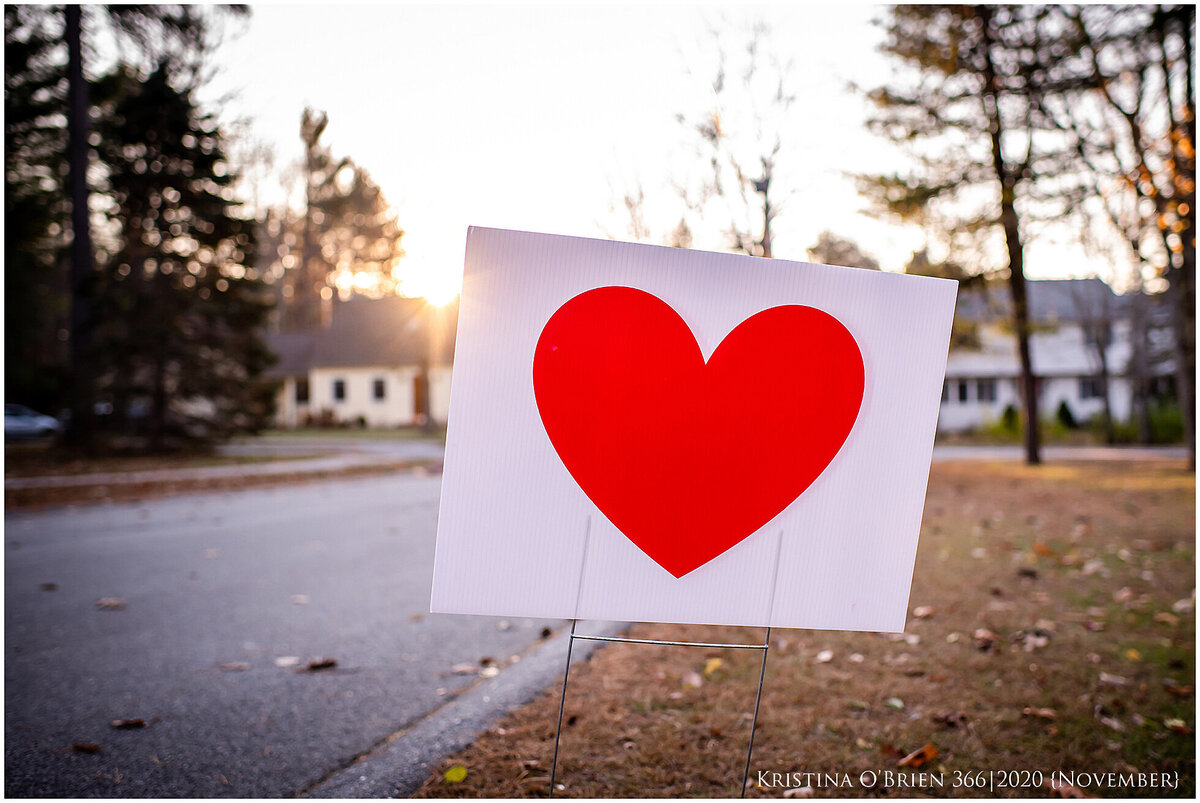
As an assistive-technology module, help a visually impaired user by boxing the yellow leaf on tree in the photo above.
[444,765,468,784]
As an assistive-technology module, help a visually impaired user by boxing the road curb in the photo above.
[303,620,627,798]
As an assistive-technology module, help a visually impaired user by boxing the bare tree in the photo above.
[677,21,797,258]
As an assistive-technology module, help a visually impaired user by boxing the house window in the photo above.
[373,378,386,401]
[295,378,310,404]
[957,380,969,403]
[976,378,997,403]
[1080,377,1104,400]
[333,379,346,402]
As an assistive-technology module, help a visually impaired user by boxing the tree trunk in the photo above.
[977,5,1040,464]
[1098,344,1114,444]
[64,4,95,450]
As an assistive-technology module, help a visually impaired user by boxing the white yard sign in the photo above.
[431,227,957,631]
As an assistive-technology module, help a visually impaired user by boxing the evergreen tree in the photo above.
[857,5,1070,465]
[93,63,273,449]
[279,108,405,331]
[4,5,70,411]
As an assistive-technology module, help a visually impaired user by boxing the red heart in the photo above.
[533,286,865,578]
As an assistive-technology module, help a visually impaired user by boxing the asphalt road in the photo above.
[4,472,559,797]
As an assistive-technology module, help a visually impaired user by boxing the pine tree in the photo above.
[857,5,1070,465]
[4,5,70,411]
[93,63,273,449]
[280,108,405,331]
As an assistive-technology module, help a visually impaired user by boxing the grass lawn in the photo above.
[416,459,1195,798]
[255,426,447,442]
[3,442,322,478]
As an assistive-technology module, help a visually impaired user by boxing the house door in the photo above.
[413,373,429,425]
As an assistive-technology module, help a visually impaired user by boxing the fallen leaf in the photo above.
[1171,597,1194,614]
[274,656,301,668]
[846,699,870,712]
[912,606,935,619]
[1113,587,1134,603]
[1098,672,1130,687]
[95,598,126,611]
[884,697,905,711]
[1033,542,1055,557]
[897,742,938,768]
[855,737,872,750]
[704,657,724,677]
[219,662,250,672]
[1125,648,1142,662]
[443,764,467,784]
[451,663,476,675]
[973,628,999,651]
[110,719,146,729]
[305,658,337,671]
[39,582,58,591]
[682,671,703,689]
[1163,683,1192,697]
[849,653,865,663]
[1099,716,1124,731]
[814,650,834,664]
[1164,718,1192,734]
[782,786,814,798]
[72,743,102,754]
[479,666,499,678]
[1022,706,1057,720]
[496,620,511,631]
[1153,611,1179,626]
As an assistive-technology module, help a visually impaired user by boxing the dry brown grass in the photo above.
[415,460,1195,798]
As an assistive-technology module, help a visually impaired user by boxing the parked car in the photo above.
[4,404,62,439]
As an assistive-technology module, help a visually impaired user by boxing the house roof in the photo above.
[956,278,1129,324]
[265,295,458,377]
[264,331,316,378]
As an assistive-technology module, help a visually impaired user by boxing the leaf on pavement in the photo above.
[110,718,146,729]
[219,662,250,672]
[95,597,126,611]
[274,656,301,668]
[444,764,468,784]
[305,658,337,671]
[72,743,102,754]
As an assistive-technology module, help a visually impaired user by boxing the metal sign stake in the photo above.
[548,623,772,798]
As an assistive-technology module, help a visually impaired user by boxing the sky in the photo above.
[201,3,1112,303]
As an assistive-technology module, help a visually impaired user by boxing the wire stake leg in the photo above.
[740,626,771,798]
[548,619,578,798]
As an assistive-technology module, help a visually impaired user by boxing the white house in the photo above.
[265,296,457,429]
[937,278,1171,433]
